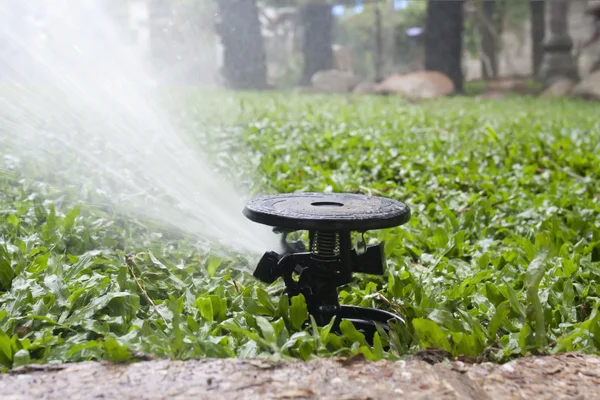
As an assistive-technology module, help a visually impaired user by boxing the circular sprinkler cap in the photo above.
[243,192,410,232]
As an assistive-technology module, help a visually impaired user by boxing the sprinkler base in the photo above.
[243,192,411,340]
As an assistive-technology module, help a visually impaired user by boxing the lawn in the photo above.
[1,93,599,370]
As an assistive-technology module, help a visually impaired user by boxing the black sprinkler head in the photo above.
[243,192,411,341]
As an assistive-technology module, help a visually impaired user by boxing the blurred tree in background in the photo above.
[103,0,593,90]
[425,0,464,92]
[146,0,219,84]
[215,0,268,89]
[479,0,498,79]
[299,3,334,85]
[530,0,545,78]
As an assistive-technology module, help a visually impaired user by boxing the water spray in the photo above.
[0,0,278,256]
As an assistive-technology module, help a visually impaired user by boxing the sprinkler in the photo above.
[243,192,411,340]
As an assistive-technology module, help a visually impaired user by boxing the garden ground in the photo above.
[1,92,600,396]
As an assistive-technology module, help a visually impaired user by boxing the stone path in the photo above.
[2,353,600,399]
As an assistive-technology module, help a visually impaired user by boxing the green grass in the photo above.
[1,93,600,370]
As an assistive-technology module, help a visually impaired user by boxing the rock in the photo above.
[571,70,600,100]
[541,77,575,98]
[374,71,455,100]
[311,69,361,93]
[352,81,377,94]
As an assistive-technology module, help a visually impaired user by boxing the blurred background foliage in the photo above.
[95,0,598,92]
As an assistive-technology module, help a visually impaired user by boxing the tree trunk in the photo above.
[480,0,498,79]
[300,3,333,86]
[384,0,396,76]
[424,0,465,92]
[215,0,267,90]
[530,0,545,78]
[374,6,384,83]
[539,0,578,84]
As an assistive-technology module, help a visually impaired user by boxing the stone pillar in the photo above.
[539,0,578,84]
[216,0,268,90]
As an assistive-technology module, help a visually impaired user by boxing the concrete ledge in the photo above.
[1,353,600,399]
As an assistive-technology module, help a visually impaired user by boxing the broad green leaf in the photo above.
[12,349,31,368]
[197,297,214,322]
[66,292,136,325]
[372,332,384,360]
[61,205,81,231]
[64,251,99,281]
[525,250,549,348]
[6,214,19,228]
[209,295,227,322]
[360,345,376,361]
[187,315,199,332]
[412,318,451,352]
[28,252,50,274]
[427,309,464,332]
[290,295,308,331]
[486,124,499,143]
[319,316,336,346]
[339,320,368,347]
[255,316,276,343]
[518,323,533,350]
[103,338,132,363]
[256,287,276,316]
[206,256,221,277]
[488,302,510,340]
[0,244,14,290]
[276,294,290,321]
[298,339,313,361]
[485,283,505,307]
[0,330,13,363]
[503,282,525,319]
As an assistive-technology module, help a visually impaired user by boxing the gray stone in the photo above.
[352,81,378,94]
[311,69,361,93]
[540,53,579,84]
[571,70,600,100]
[541,77,576,97]
[374,71,455,100]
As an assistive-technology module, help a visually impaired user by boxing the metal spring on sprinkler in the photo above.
[309,231,340,261]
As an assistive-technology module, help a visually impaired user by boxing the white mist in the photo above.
[0,0,278,255]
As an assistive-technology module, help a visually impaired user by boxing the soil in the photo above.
[2,352,600,400]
